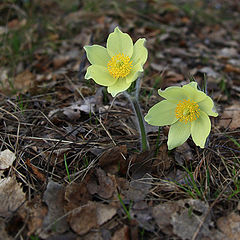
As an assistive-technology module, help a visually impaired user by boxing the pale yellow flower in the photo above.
[84,27,148,97]
[145,82,218,149]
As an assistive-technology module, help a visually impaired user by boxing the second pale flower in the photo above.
[144,82,218,150]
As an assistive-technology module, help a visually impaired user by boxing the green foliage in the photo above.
[175,165,205,199]
[227,136,240,149]
[117,193,132,221]
[17,94,28,112]
[178,0,220,24]
[83,0,105,12]
[30,235,39,240]
[83,155,89,168]
[64,154,71,182]
[227,170,240,200]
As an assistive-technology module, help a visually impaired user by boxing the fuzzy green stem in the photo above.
[131,95,149,151]
[124,78,149,152]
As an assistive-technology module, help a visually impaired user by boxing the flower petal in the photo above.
[84,45,110,67]
[125,63,142,84]
[85,65,117,86]
[167,121,191,150]
[107,27,133,58]
[158,86,188,103]
[188,81,198,89]
[131,38,148,67]
[107,78,131,97]
[182,83,207,102]
[144,100,178,126]
[191,110,211,148]
[198,96,218,117]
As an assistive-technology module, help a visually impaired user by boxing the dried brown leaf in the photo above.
[40,180,68,239]
[14,70,35,92]
[26,196,48,237]
[153,202,180,235]
[153,144,173,176]
[125,173,153,202]
[153,199,212,239]
[69,201,98,235]
[171,199,212,240]
[96,203,117,225]
[68,201,117,236]
[64,182,91,211]
[219,101,240,130]
[174,142,193,165]
[46,232,77,240]
[130,201,154,232]
[26,159,46,182]
[0,149,15,170]
[0,177,25,218]
[0,219,13,240]
[82,232,103,240]
[112,225,130,240]
[217,212,240,240]
[99,145,127,174]
[224,64,240,74]
[87,168,116,199]
[124,152,153,201]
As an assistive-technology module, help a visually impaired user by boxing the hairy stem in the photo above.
[124,78,149,152]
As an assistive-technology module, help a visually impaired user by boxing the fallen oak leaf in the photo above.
[69,201,97,236]
[87,168,116,199]
[64,181,92,212]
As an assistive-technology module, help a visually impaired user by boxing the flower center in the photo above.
[107,53,133,78]
[175,99,200,123]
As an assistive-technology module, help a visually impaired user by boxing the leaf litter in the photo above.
[0,0,239,239]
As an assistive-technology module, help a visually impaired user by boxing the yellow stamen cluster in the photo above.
[175,99,200,123]
[107,53,132,78]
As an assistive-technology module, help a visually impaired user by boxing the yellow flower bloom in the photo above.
[84,27,148,97]
[144,82,218,150]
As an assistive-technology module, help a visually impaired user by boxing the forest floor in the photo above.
[0,0,240,239]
